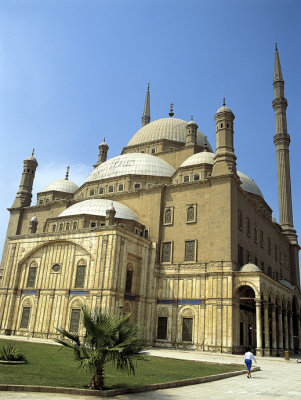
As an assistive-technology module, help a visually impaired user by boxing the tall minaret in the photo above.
[141,83,150,127]
[273,44,300,287]
[94,138,109,168]
[12,150,38,208]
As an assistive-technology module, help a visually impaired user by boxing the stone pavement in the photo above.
[0,335,300,400]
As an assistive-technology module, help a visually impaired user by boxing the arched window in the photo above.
[52,224,56,232]
[20,307,31,329]
[75,262,86,288]
[125,268,133,293]
[69,309,81,332]
[73,222,77,230]
[164,208,172,224]
[66,223,70,230]
[26,265,37,288]
[59,223,63,231]
[187,206,194,222]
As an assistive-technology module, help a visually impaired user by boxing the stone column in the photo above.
[297,314,301,352]
[289,312,294,350]
[263,301,270,355]
[255,299,262,355]
[284,310,289,350]
[271,304,277,355]
[277,307,283,351]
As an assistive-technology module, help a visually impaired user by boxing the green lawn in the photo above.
[0,339,243,389]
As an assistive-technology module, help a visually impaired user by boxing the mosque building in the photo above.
[0,46,300,355]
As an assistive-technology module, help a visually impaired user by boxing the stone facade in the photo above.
[0,47,300,355]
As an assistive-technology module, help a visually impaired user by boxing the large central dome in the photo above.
[127,117,212,150]
[86,153,175,183]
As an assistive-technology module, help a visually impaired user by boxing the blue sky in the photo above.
[0,0,300,266]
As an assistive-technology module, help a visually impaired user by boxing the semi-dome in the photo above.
[180,151,215,167]
[59,199,138,221]
[86,153,175,183]
[41,179,79,194]
[127,117,213,150]
[237,171,263,198]
[240,263,261,272]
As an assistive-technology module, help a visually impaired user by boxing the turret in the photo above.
[212,99,236,176]
[94,138,109,168]
[141,83,150,127]
[185,116,198,145]
[105,203,116,226]
[12,150,38,208]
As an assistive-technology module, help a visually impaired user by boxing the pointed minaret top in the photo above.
[223,98,226,106]
[142,83,150,127]
[169,103,174,117]
[65,166,70,180]
[274,43,283,82]
[32,148,35,156]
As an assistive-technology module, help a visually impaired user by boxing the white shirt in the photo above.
[244,351,256,362]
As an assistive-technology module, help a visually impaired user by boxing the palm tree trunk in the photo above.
[90,366,105,390]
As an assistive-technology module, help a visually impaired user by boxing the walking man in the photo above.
[244,347,257,378]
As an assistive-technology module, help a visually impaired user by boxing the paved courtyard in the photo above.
[0,339,300,400]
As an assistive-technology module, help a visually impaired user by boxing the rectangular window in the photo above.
[162,242,171,262]
[99,187,104,194]
[134,183,141,189]
[26,267,37,288]
[118,184,124,192]
[185,240,195,261]
[238,210,243,231]
[89,189,94,196]
[151,148,156,154]
[109,186,114,193]
[75,266,86,288]
[182,318,193,342]
[157,317,167,340]
[238,245,244,266]
[260,230,264,247]
[183,176,190,183]
[193,174,200,181]
[69,309,81,332]
[246,218,250,237]
[125,270,133,293]
[20,307,31,329]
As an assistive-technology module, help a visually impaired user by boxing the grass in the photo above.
[0,339,243,389]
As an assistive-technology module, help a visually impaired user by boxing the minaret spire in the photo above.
[272,44,300,288]
[141,83,150,127]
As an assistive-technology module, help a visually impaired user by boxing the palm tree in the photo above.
[56,307,146,390]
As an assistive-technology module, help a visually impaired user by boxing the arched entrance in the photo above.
[237,285,256,353]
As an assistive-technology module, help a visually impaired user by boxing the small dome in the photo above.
[59,199,138,221]
[240,263,261,272]
[216,105,233,114]
[180,151,215,167]
[86,153,175,183]
[31,216,38,222]
[237,171,263,198]
[187,119,198,127]
[25,155,37,162]
[41,179,79,194]
[127,117,212,150]
[279,280,294,290]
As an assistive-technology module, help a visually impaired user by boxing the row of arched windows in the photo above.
[164,205,196,225]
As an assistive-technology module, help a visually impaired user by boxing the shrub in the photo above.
[0,345,27,362]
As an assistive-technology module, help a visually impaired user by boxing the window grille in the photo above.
[157,317,167,340]
[75,265,86,288]
[26,267,37,288]
[185,240,195,261]
[20,307,31,329]
[125,270,133,293]
[182,317,193,341]
[162,242,171,262]
[187,206,194,222]
[69,309,81,332]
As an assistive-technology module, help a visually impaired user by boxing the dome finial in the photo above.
[65,166,70,180]
[223,98,226,106]
[32,148,35,156]
[169,103,174,117]
[191,115,193,121]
